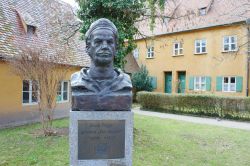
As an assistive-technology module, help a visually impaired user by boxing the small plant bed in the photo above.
[1,115,250,165]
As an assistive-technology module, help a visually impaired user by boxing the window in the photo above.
[194,76,206,91]
[147,47,154,58]
[22,80,38,104]
[199,7,207,16]
[57,81,69,102]
[195,39,207,54]
[133,48,139,59]
[173,42,183,56]
[27,25,36,35]
[163,17,170,24]
[223,76,236,92]
[223,36,237,52]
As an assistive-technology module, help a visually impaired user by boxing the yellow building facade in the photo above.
[0,61,80,112]
[0,60,83,127]
[0,0,90,127]
[135,24,249,96]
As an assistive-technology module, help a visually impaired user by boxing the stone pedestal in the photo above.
[70,111,133,166]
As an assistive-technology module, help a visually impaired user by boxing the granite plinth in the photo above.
[72,93,132,111]
[69,111,133,166]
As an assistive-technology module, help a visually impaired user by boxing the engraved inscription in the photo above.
[78,120,125,160]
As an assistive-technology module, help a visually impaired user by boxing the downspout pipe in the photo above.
[246,18,250,96]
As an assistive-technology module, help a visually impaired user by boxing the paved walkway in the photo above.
[133,108,250,131]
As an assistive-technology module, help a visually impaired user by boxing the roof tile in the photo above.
[137,0,250,38]
[0,0,90,67]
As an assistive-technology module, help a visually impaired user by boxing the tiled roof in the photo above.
[137,0,250,38]
[124,53,140,74]
[0,0,90,67]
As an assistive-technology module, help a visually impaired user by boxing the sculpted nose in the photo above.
[101,41,108,49]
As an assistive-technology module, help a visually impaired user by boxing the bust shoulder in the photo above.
[110,69,132,92]
[122,71,131,82]
[117,69,131,81]
[71,68,90,87]
[71,71,81,87]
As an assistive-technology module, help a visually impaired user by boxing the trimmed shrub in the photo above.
[131,65,153,101]
[131,65,153,92]
[137,91,250,120]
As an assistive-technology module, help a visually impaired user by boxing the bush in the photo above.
[131,65,153,101]
[137,91,250,121]
[131,65,153,92]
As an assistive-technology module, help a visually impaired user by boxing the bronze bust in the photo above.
[71,18,132,111]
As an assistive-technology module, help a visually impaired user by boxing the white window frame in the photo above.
[199,7,207,16]
[173,42,183,56]
[194,76,206,91]
[22,80,38,105]
[57,81,69,103]
[195,39,207,54]
[147,47,154,58]
[222,76,236,92]
[223,35,237,52]
[133,48,139,59]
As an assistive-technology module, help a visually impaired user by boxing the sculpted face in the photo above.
[88,29,116,66]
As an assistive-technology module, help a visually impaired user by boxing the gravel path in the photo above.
[133,108,250,131]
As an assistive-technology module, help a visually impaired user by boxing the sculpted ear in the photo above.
[115,49,118,57]
[86,40,91,55]
[115,40,118,56]
[86,45,90,54]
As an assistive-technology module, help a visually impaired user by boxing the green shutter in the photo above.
[189,76,194,90]
[150,76,157,89]
[216,76,222,91]
[236,76,243,92]
[206,76,211,91]
[56,95,61,102]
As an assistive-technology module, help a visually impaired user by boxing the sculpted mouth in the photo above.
[97,53,112,57]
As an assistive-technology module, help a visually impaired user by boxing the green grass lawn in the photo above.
[0,115,250,166]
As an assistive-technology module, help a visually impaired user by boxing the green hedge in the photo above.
[137,91,250,120]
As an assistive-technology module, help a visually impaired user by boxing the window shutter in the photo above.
[206,76,211,91]
[216,76,222,91]
[56,95,61,102]
[236,76,243,92]
[150,76,157,89]
[189,76,194,90]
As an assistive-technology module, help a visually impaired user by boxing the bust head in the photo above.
[85,18,118,67]
[71,18,132,112]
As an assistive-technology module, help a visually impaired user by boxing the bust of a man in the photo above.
[71,18,132,111]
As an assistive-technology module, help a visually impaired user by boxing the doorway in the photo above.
[177,71,186,93]
[165,72,172,93]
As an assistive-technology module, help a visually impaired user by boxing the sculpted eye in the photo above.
[107,40,114,44]
[94,40,102,44]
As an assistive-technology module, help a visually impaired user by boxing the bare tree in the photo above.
[8,46,71,136]
[8,0,81,136]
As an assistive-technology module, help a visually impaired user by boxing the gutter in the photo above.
[0,54,5,61]
[135,20,245,41]
[246,18,250,96]
[0,53,86,68]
